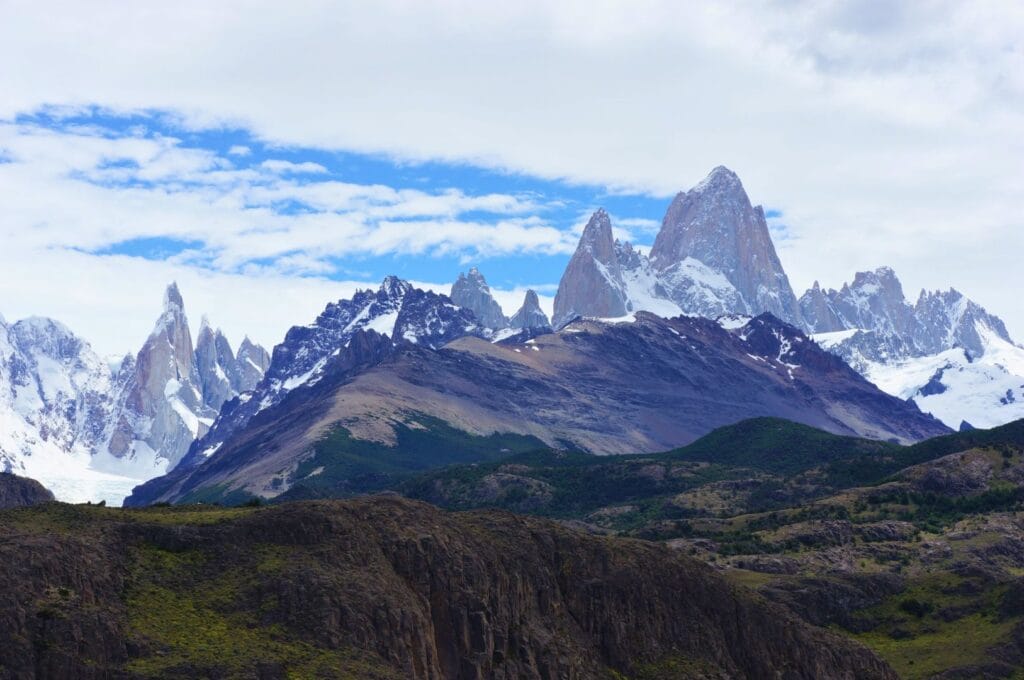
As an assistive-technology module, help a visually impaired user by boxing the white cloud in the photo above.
[0,0,1022,338]
[0,121,573,269]
[260,159,328,174]
[227,144,250,156]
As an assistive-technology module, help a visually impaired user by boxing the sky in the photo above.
[0,0,1022,357]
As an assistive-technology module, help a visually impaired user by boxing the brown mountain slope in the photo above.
[128,312,946,506]
[0,496,895,679]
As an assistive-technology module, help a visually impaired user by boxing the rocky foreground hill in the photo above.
[0,471,54,509]
[0,496,895,679]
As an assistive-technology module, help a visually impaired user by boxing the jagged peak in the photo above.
[378,275,412,299]
[522,289,541,307]
[690,165,743,194]
[163,282,184,313]
[198,314,212,334]
[579,209,614,247]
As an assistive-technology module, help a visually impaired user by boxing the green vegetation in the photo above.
[277,415,546,502]
[125,542,396,678]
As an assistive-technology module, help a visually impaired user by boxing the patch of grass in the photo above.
[855,613,1018,679]
[126,544,397,678]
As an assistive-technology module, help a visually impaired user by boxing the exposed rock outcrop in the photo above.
[0,472,54,509]
[0,496,897,679]
[508,289,551,331]
[650,166,803,325]
[450,267,509,329]
[552,209,629,328]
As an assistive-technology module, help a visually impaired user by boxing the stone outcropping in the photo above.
[508,289,551,331]
[0,472,54,509]
[651,166,803,325]
[450,267,508,329]
[552,167,803,329]
[0,496,897,679]
[552,209,629,328]
[104,283,269,473]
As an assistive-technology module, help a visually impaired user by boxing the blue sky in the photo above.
[17,107,677,294]
[0,2,1021,355]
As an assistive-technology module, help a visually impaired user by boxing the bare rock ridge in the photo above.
[450,267,509,329]
[126,309,948,507]
[182,277,485,466]
[0,283,269,495]
[651,165,803,324]
[508,289,551,330]
[0,496,897,679]
[105,283,270,472]
[0,471,54,509]
[552,167,803,330]
[552,208,629,328]
[798,267,1024,428]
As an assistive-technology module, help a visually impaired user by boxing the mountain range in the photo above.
[0,285,268,502]
[1,165,1020,504]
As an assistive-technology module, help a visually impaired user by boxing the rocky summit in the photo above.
[508,289,551,331]
[553,167,803,330]
[0,284,269,502]
[126,309,948,506]
[450,267,509,330]
[801,267,1024,429]
[0,495,895,679]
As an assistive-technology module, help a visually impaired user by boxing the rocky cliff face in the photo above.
[235,336,270,392]
[104,284,217,472]
[450,267,508,329]
[0,496,896,679]
[0,284,268,500]
[182,277,484,467]
[128,310,948,506]
[651,166,803,325]
[508,289,551,331]
[552,209,630,328]
[552,168,803,329]
[102,283,270,477]
[800,268,1024,429]
[0,471,54,509]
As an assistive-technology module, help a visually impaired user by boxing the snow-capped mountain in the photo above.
[0,314,125,502]
[183,276,486,466]
[552,167,800,329]
[126,310,948,506]
[0,284,268,503]
[801,267,1024,429]
[650,166,803,324]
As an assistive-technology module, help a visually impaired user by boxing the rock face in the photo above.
[103,283,270,476]
[235,337,270,392]
[0,496,897,679]
[128,311,948,506]
[651,166,803,325]
[552,167,802,329]
[0,284,268,499]
[800,267,1024,429]
[552,209,629,328]
[508,289,551,331]
[104,284,217,472]
[0,472,54,509]
[450,267,508,329]
[182,277,485,466]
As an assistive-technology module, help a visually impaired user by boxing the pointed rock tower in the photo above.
[106,283,215,470]
[552,209,629,328]
[450,267,509,329]
[650,166,802,325]
[509,289,552,331]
